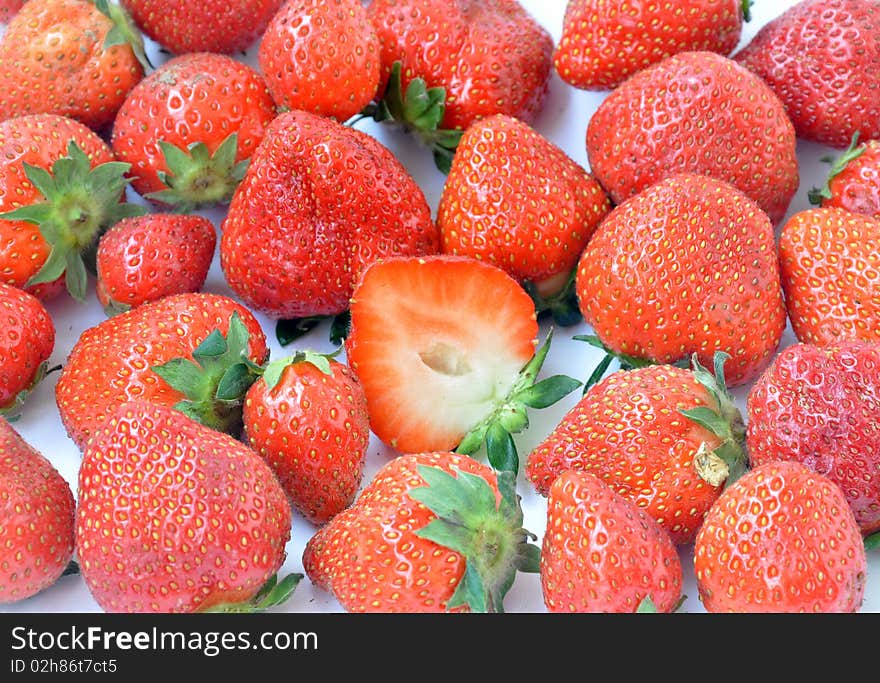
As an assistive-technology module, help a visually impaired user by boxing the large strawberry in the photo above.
[55,292,268,450]
[77,401,295,613]
[586,51,799,224]
[694,461,867,612]
[0,417,75,603]
[575,173,786,386]
[303,451,540,613]
[220,110,438,322]
[809,134,880,219]
[111,52,277,211]
[734,0,880,148]
[554,0,749,90]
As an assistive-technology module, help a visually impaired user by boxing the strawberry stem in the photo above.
[808,132,865,206]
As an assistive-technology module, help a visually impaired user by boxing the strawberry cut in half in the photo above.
[345,255,581,473]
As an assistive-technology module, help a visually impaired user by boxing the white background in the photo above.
[3,0,878,613]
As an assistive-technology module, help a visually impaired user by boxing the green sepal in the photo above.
[582,353,614,395]
[202,573,303,613]
[741,0,753,22]
[808,132,864,206]
[866,532,880,552]
[0,362,60,421]
[61,560,80,577]
[260,349,340,391]
[276,310,351,347]
[514,375,583,409]
[485,422,518,474]
[96,0,153,71]
[102,297,132,317]
[523,267,583,327]
[575,334,683,394]
[636,596,658,613]
[329,311,351,346]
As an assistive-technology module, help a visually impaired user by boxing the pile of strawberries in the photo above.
[1,0,879,614]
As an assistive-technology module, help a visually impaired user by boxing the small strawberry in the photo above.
[76,401,295,613]
[55,292,268,450]
[111,52,277,211]
[586,51,799,224]
[0,283,55,418]
[259,0,380,123]
[95,213,217,316]
[541,470,683,613]
[303,451,540,613]
[0,417,75,603]
[575,173,786,386]
[437,114,611,325]
[778,207,880,345]
[734,0,880,148]
[243,351,370,525]
[809,133,880,219]
[694,461,867,612]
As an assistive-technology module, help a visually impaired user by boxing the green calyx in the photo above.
[151,312,264,436]
[866,532,880,552]
[260,349,340,391]
[523,267,583,328]
[0,363,61,422]
[94,0,152,71]
[741,0,754,22]
[146,133,249,211]
[808,132,865,206]
[575,334,665,395]
[456,329,582,474]
[276,311,351,347]
[202,573,303,613]
[0,141,144,301]
[410,465,540,613]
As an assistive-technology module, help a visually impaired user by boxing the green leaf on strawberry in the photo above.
[95,0,152,71]
[260,349,340,391]
[808,132,865,205]
[204,572,304,613]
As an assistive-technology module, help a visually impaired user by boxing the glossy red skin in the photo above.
[77,401,291,613]
[0,418,75,603]
[0,0,23,22]
[778,208,880,346]
[541,471,683,613]
[555,0,744,90]
[734,0,880,148]
[220,110,438,319]
[111,52,277,199]
[55,293,269,450]
[575,173,787,386]
[96,213,217,312]
[822,140,880,218]
[0,283,54,411]
[747,341,880,534]
[0,114,117,299]
[586,51,799,225]
[366,0,553,131]
[694,461,867,613]
[121,0,285,55]
[243,360,370,525]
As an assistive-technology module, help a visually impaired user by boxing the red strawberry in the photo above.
[554,0,748,90]
[0,114,143,301]
[243,351,370,525]
[303,451,540,612]
[437,114,611,325]
[55,292,268,450]
[0,417,75,603]
[120,0,285,55]
[0,283,54,418]
[778,207,880,345]
[541,470,683,613]
[95,213,217,316]
[0,0,23,23]
[694,461,867,612]
[0,0,146,130]
[586,51,799,224]
[747,341,880,534]
[734,0,880,148]
[76,401,295,613]
[259,0,380,123]
[809,134,880,219]
[111,52,277,211]
[575,173,787,386]
[220,110,438,321]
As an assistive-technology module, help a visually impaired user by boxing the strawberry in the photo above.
[111,52,277,211]
[778,207,880,345]
[554,0,748,90]
[694,461,867,612]
[259,0,380,123]
[586,51,799,224]
[747,341,880,535]
[76,401,295,613]
[0,114,144,301]
[437,114,611,325]
[220,110,438,322]
[527,353,747,545]
[0,417,75,603]
[303,451,540,613]
[0,0,146,131]
[575,173,786,386]
[0,283,55,418]
[809,133,880,219]
[120,0,285,55]
[55,292,268,450]
[0,0,23,23]
[95,213,217,316]
[734,0,880,148]
[345,255,580,473]
[541,470,683,613]
[243,351,370,525]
